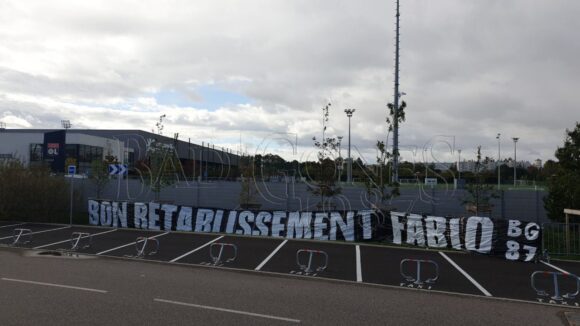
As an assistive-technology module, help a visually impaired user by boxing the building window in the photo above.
[30,144,43,161]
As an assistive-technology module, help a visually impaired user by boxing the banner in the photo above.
[43,130,66,173]
[88,200,541,262]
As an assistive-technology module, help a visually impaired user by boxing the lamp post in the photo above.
[61,120,72,225]
[424,148,428,178]
[337,136,343,183]
[496,133,501,190]
[344,109,355,183]
[512,137,519,187]
[457,149,462,181]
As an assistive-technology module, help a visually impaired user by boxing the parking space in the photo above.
[106,232,221,262]
[13,226,96,249]
[360,246,483,295]
[61,229,164,255]
[31,226,118,250]
[442,252,555,302]
[174,236,284,270]
[261,240,356,281]
[0,223,70,243]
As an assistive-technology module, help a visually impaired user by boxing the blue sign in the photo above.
[108,164,128,175]
[68,165,76,175]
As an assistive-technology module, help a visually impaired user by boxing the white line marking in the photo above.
[0,226,71,240]
[169,236,224,263]
[0,223,25,229]
[33,229,118,249]
[355,245,362,282]
[439,251,492,297]
[541,261,574,274]
[154,298,300,324]
[2,278,107,294]
[97,232,169,255]
[255,240,287,271]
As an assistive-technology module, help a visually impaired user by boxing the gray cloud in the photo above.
[0,0,578,163]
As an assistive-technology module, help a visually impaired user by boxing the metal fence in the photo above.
[542,223,580,257]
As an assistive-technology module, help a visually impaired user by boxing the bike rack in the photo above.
[209,243,238,265]
[11,228,32,246]
[531,271,580,301]
[400,259,439,285]
[133,237,159,258]
[70,232,92,250]
[296,249,328,273]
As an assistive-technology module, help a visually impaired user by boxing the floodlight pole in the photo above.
[392,0,401,184]
[345,109,355,183]
[497,133,501,190]
[513,137,519,187]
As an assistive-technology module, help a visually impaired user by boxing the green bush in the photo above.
[0,160,69,223]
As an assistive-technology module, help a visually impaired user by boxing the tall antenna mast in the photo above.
[392,0,401,183]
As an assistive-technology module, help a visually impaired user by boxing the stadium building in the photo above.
[0,128,240,177]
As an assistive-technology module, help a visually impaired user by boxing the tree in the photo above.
[239,156,261,209]
[461,146,498,216]
[143,140,179,201]
[90,159,111,199]
[363,100,406,209]
[544,122,580,221]
[307,102,341,211]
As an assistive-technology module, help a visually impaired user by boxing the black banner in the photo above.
[43,130,66,173]
[88,200,541,262]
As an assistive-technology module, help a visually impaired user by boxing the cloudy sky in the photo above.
[0,0,578,164]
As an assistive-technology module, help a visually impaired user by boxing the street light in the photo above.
[512,137,519,187]
[424,148,428,178]
[496,133,501,190]
[457,149,462,181]
[61,119,72,226]
[344,109,355,183]
[337,136,343,183]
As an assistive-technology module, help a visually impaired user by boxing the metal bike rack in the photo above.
[400,259,439,285]
[296,249,328,274]
[133,237,159,258]
[209,243,238,265]
[11,228,32,246]
[70,232,92,250]
[531,271,580,301]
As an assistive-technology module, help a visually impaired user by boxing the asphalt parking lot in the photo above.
[1,222,579,309]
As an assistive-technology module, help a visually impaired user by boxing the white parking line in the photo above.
[255,240,287,271]
[2,278,108,294]
[0,223,25,229]
[0,226,71,240]
[169,236,224,263]
[355,245,362,282]
[541,261,574,274]
[439,252,492,297]
[97,232,169,255]
[154,298,300,324]
[33,229,118,249]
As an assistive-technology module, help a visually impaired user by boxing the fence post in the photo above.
[431,187,436,215]
[535,189,540,224]
[500,190,505,219]
[566,212,570,255]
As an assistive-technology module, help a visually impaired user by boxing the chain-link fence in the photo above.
[66,178,550,223]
